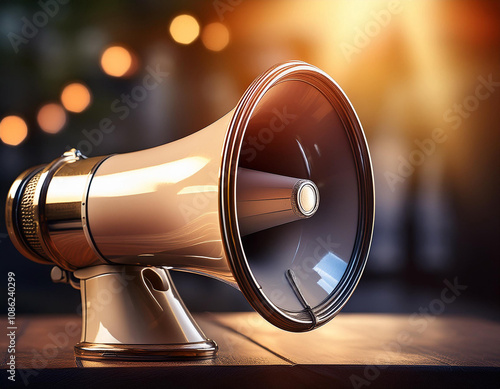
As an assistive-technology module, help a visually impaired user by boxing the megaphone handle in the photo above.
[285,269,317,329]
[50,266,80,290]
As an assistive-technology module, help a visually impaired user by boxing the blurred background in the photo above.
[0,0,498,319]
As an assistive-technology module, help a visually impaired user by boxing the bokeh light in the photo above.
[61,82,92,113]
[169,14,200,45]
[0,116,28,146]
[37,103,67,134]
[202,23,230,51]
[100,46,133,77]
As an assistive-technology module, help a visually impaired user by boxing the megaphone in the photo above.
[5,61,374,360]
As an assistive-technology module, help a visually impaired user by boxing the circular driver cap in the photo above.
[295,181,319,217]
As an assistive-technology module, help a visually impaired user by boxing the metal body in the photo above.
[6,140,316,283]
[6,61,375,360]
[6,150,108,269]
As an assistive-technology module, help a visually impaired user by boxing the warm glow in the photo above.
[202,23,230,51]
[37,103,66,134]
[0,116,28,146]
[61,82,92,113]
[101,46,133,77]
[169,14,200,45]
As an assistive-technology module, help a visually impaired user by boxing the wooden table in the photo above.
[1,313,499,388]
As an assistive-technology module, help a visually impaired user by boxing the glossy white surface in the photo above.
[87,113,235,284]
[75,265,211,345]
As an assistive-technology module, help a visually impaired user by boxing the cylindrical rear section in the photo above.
[5,150,109,270]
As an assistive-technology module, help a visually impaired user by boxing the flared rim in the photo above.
[220,61,375,332]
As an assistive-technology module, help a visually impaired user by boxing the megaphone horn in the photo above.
[6,61,374,360]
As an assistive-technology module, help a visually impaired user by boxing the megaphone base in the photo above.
[73,265,218,361]
[74,340,217,361]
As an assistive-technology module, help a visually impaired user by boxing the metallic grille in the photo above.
[19,171,48,259]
